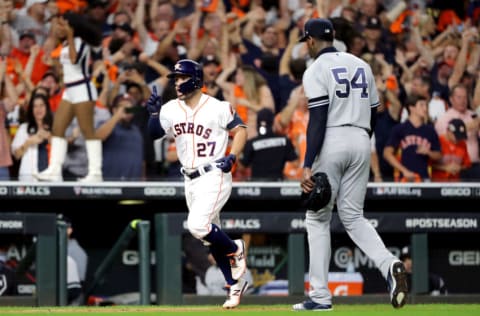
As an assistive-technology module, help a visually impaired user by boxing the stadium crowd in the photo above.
[1,0,480,182]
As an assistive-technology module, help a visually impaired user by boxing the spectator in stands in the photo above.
[361,16,395,64]
[200,55,224,100]
[372,70,402,182]
[96,94,144,181]
[0,57,18,180]
[239,108,297,180]
[85,1,110,37]
[273,85,308,180]
[110,63,158,179]
[37,70,63,113]
[241,23,284,111]
[383,94,442,182]
[277,28,306,112]
[216,60,275,140]
[11,94,53,181]
[435,84,480,180]
[432,118,471,182]
[241,6,268,49]
[8,29,51,89]
[10,0,50,45]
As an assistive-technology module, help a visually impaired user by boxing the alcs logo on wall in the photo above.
[13,186,50,196]
[181,218,261,231]
[222,218,261,230]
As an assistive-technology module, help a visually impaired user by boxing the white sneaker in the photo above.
[229,239,246,280]
[222,278,248,309]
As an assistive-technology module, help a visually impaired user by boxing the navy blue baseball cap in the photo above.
[299,18,334,42]
[448,118,467,140]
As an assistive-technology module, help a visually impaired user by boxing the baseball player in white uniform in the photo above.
[293,18,408,311]
[147,59,249,309]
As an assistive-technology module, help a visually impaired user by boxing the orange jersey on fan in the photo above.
[233,85,248,124]
[432,135,471,181]
[56,0,88,14]
[8,48,50,85]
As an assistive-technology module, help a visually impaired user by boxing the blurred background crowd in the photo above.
[1,0,480,182]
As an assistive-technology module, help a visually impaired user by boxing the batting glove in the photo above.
[146,86,162,117]
[215,154,236,173]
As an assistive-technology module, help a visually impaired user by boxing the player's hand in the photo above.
[301,168,314,193]
[215,154,236,173]
[146,86,162,117]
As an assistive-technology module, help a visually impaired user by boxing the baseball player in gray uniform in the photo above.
[293,18,408,311]
[146,59,248,309]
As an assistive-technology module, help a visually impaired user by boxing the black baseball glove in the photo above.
[300,172,332,210]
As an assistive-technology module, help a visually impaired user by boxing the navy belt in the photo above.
[65,78,91,88]
[338,124,370,133]
[182,164,213,180]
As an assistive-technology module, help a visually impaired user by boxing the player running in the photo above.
[293,18,408,311]
[146,59,249,309]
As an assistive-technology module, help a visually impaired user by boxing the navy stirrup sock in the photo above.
[210,245,236,286]
[204,224,239,286]
[203,224,237,254]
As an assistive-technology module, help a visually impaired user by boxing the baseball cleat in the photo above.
[222,278,248,309]
[292,299,332,311]
[387,260,408,308]
[229,239,247,280]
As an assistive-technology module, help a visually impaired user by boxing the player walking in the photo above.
[147,59,249,309]
[293,18,408,311]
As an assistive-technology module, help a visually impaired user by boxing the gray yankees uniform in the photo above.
[294,18,407,311]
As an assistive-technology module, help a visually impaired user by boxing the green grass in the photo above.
[0,304,479,316]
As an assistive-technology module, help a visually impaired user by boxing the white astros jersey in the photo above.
[303,51,379,130]
[159,94,234,170]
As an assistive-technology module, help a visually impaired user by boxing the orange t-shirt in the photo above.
[8,48,50,85]
[56,0,88,14]
[233,85,248,125]
[49,89,64,113]
[432,135,471,181]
